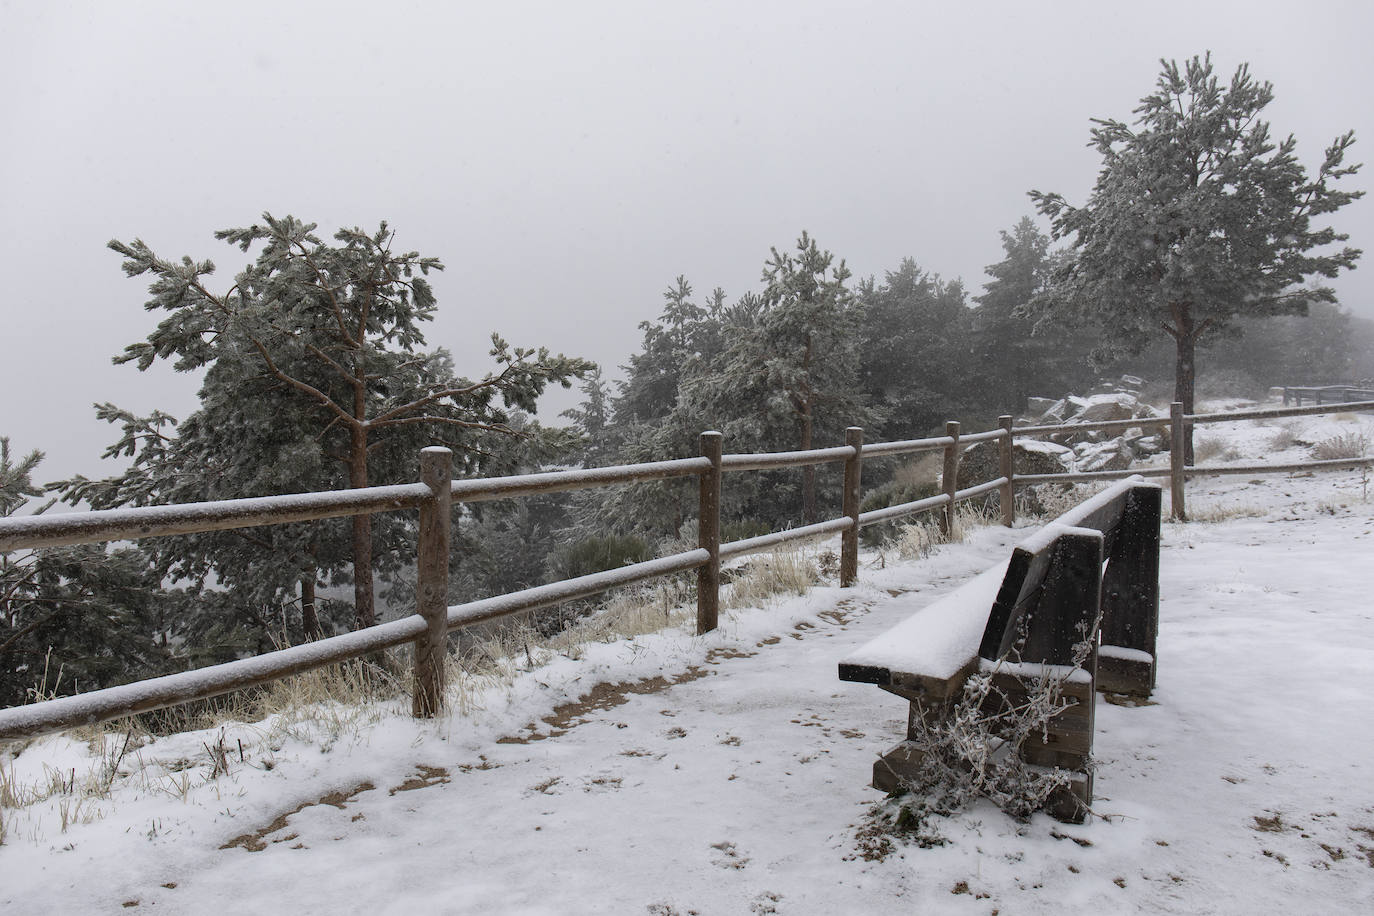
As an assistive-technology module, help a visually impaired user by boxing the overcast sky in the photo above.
[3,0,1371,485]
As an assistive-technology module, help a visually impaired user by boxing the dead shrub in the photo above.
[1310,433,1370,461]
[1193,435,1240,463]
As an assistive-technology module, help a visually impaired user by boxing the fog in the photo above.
[3,0,1371,484]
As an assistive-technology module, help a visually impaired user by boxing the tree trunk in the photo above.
[800,399,817,525]
[300,573,321,641]
[1173,321,1197,466]
[798,333,818,525]
[349,426,375,630]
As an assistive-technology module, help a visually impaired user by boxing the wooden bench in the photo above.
[838,477,1161,823]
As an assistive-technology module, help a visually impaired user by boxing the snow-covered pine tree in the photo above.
[971,218,1097,414]
[570,280,730,542]
[1030,54,1363,462]
[560,366,612,465]
[614,277,715,427]
[687,233,873,524]
[69,215,589,631]
[1,439,171,705]
[856,259,971,441]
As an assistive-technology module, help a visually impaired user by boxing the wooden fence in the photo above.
[1,399,1371,741]
[1282,385,1374,407]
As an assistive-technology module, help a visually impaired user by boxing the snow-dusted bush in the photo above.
[888,668,1079,823]
[1266,421,1305,451]
[1311,432,1369,460]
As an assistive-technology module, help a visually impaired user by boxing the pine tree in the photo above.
[68,215,589,631]
[614,277,726,427]
[1031,55,1363,461]
[972,218,1098,413]
[2,440,170,705]
[857,259,971,439]
[687,233,872,523]
[578,280,730,541]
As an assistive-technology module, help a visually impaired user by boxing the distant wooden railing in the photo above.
[1013,400,1374,521]
[1282,385,1374,407]
[1,398,1370,740]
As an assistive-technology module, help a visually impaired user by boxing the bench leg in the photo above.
[869,697,955,794]
[872,740,927,795]
[1043,771,1093,824]
[1096,648,1155,697]
[998,673,1095,824]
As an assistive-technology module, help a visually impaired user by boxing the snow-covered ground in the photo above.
[2,403,1373,914]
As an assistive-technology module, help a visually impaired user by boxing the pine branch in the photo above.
[366,365,519,426]
[247,336,360,430]
[291,240,355,343]
[305,343,363,391]
[367,414,523,436]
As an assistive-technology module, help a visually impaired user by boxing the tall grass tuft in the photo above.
[726,550,819,609]
[1194,435,1240,462]
[1310,432,1370,461]
[1266,420,1305,451]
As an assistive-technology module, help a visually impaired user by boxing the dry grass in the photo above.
[445,625,538,714]
[1311,433,1370,461]
[726,550,819,609]
[1194,435,1241,463]
[1176,502,1268,523]
[893,518,940,560]
[537,577,695,664]
[894,452,942,491]
[242,659,404,751]
[0,727,145,844]
[881,501,998,564]
[1266,421,1305,451]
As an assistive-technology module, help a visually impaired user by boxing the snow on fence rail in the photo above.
[1,401,1369,740]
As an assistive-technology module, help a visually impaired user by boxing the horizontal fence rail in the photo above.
[0,484,431,552]
[447,457,712,503]
[1189,399,1374,425]
[719,518,854,562]
[861,435,957,459]
[719,445,855,471]
[1013,416,1173,437]
[2,398,1368,741]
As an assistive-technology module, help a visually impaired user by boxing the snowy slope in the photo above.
[2,406,1373,914]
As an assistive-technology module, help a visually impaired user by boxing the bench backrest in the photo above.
[838,476,1161,699]
[979,478,1161,667]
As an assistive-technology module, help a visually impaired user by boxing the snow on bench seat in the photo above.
[838,563,1009,701]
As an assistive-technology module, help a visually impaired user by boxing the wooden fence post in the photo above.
[841,426,863,587]
[998,415,1015,528]
[1169,402,1186,522]
[697,431,723,635]
[941,421,961,537]
[413,446,452,718]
